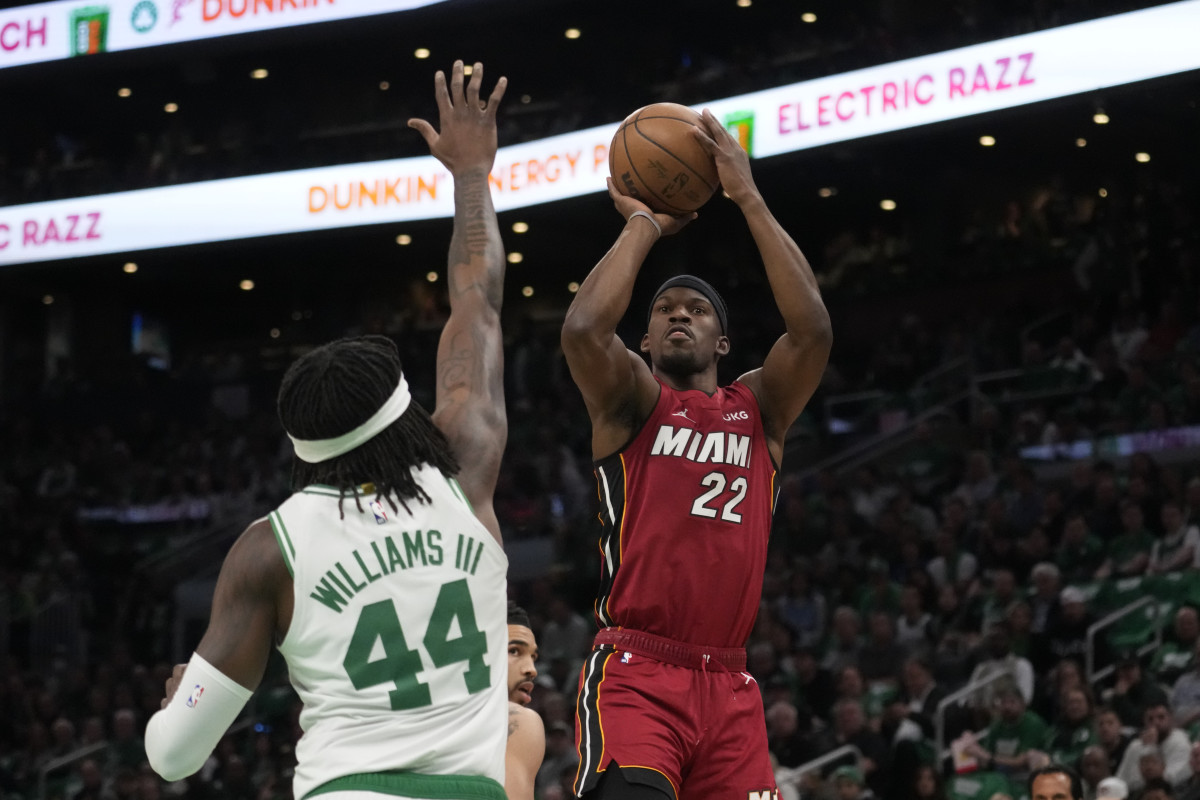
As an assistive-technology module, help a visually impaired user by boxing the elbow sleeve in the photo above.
[144,653,254,782]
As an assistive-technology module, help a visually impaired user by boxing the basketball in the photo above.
[608,102,720,215]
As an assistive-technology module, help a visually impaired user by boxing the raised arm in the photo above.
[560,180,693,457]
[409,61,508,542]
[693,109,832,464]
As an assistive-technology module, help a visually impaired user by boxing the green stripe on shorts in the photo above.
[306,771,505,800]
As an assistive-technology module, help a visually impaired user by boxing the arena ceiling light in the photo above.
[1135,152,1151,162]
[250,68,268,80]
[564,28,581,39]
[801,12,817,22]
[414,48,430,59]
[117,87,131,98]
[1093,110,1110,124]
[512,222,529,233]
[979,135,996,146]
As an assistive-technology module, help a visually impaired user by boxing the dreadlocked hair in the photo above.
[278,335,460,518]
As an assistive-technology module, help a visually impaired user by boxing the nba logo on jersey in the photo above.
[621,652,633,664]
[369,500,388,525]
[185,684,204,708]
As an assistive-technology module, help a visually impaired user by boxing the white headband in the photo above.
[288,373,411,463]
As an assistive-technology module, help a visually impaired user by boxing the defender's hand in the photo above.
[408,60,507,175]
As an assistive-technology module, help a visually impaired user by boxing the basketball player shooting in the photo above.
[560,108,832,800]
[144,61,515,800]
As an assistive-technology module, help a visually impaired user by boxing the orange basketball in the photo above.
[608,103,719,215]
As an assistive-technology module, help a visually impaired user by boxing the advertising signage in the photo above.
[2,0,1198,265]
[0,0,450,69]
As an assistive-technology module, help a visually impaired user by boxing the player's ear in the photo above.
[640,333,651,353]
[715,336,730,357]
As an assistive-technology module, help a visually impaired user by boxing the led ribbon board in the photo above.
[2,0,1198,265]
[0,0,450,69]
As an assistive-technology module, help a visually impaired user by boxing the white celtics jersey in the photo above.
[269,465,508,800]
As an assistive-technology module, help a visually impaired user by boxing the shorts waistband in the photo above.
[593,627,746,671]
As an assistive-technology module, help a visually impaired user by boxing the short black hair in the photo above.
[1029,764,1083,800]
[508,601,531,628]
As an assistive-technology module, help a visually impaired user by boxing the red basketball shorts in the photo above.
[572,628,778,800]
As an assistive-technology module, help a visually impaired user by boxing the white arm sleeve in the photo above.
[144,653,254,782]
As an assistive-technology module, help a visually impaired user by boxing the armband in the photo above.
[145,653,253,781]
[628,209,662,237]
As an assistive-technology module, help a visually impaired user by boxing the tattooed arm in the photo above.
[409,61,509,543]
[505,703,545,800]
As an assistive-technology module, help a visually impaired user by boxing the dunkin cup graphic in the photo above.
[70,6,109,56]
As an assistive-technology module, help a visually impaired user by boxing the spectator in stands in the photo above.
[1096,707,1133,777]
[910,764,948,800]
[1184,479,1200,530]
[1096,502,1155,579]
[777,563,828,649]
[535,721,578,798]
[969,622,1036,706]
[1057,514,1107,584]
[1030,563,1064,635]
[859,612,907,689]
[1174,743,1200,800]
[1106,655,1170,729]
[977,569,1022,634]
[1036,588,1101,674]
[795,645,837,723]
[820,700,890,796]
[1140,778,1176,800]
[1042,687,1098,768]
[965,682,1050,781]
[823,606,866,673]
[896,584,934,655]
[1169,641,1200,729]
[1153,608,1200,686]
[1116,701,1192,793]
[954,451,1001,513]
[901,655,951,741]
[767,699,818,768]
[928,529,980,594]
[1008,601,1037,662]
[829,764,875,800]
[539,596,590,681]
[851,466,898,525]
[1095,776,1129,800]
[1149,501,1200,575]
[1081,749,1115,800]
[892,486,939,539]
[861,559,903,618]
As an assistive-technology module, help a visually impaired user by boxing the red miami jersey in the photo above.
[591,377,778,648]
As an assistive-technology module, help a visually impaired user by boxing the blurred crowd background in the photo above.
[2,0,1200,799]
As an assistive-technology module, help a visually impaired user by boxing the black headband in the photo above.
[647,274,729,334]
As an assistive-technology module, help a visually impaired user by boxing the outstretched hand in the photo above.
[606,178,696,237]
[408,60,507,175]
[692,108,761,206]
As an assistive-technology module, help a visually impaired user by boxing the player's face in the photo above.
[641,288,729,376]
[507,625,539,705]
